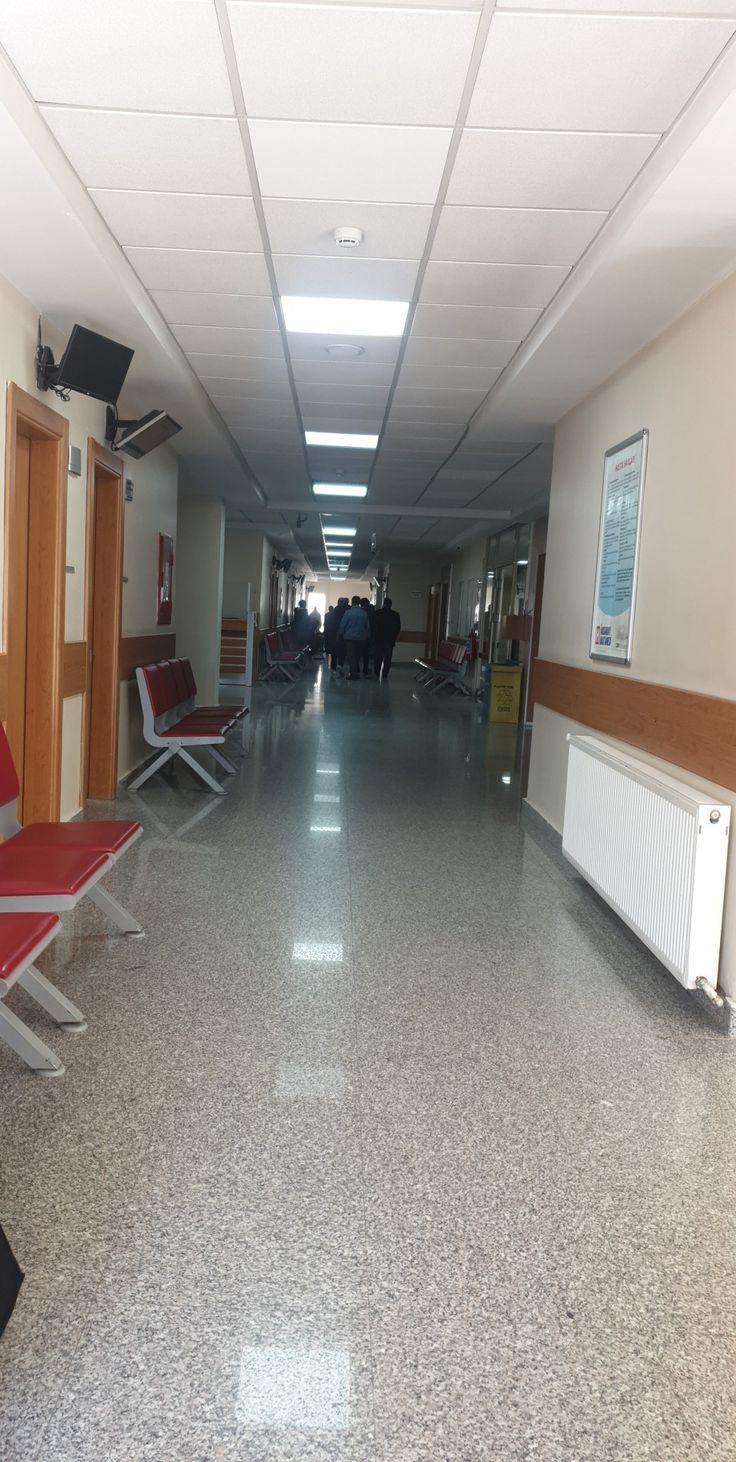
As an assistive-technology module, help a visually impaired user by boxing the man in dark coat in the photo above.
[373,598,401,680]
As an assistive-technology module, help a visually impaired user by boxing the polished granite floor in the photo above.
[1,664,736,1461]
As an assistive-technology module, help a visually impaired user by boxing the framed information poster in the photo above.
[590,429,648,664]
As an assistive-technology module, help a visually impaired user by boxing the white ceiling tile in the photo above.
[152,291,277,329]
[422,261,567,308]
[274,254,418,299]
[302,417,384,435]
[386,417,466,438]
[289,334,400,365]
[200,377,293,400]
[296,382,389,405]
[413,303,539,340]
[394,386,486,409]
[0,1,233,114]
[228,3,479,124]
[400,363,500,390]
[41,110,252,194]
[468,14,734,132]
[500,0,736,11]
[249,120,452,204]
[173,325,283,357]
[292,360,395,386]
[405,335,518,369]
[297,399,386,421]
[389,402,476,422]
[216,399,297,424]
[448,130,658,212]
[125,248,271,294]
[432,205,606,267]
[189,353,287,381]
[90,191,259,252]
[262,199,433,259]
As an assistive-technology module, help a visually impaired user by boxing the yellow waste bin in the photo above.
[490,665,523,724]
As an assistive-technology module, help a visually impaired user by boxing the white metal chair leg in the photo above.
[88,882,144,936]
[129,747,175,790]
[177,748,226,796]
[17,966,87,1030]
[210,747,237,775]
[0,1001,65,1075]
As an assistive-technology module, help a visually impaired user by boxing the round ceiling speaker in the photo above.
[324,343,365,359]
[333,225,363,249]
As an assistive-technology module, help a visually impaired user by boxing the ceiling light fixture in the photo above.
[326,548,351,557]
[306,431,377,450]
[517,558,529,566]
[283,297,408,338]
[313,483,368,498]
[323,527,357,538]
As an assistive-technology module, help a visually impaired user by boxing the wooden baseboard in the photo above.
[119,633,176,680]
[534,658,736,791]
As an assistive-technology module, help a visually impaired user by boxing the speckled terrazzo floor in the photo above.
[1,664,736,1461]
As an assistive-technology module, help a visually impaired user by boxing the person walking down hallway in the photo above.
[325,598,348,673]
[292,598,310,650]
[374,598,401,680]
[359,597,375,677]
[337,596,371,680]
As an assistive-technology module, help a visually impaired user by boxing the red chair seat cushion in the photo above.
[13,821,140,856]
[0,914,60,980]
[159,718,227,740]
[0,845,108,896]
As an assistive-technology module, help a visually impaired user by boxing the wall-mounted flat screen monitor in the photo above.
[115,410,181,459]
[56,325,134,405]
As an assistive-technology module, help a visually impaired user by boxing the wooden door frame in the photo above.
[5,384,68,822]
[82,437,124,801]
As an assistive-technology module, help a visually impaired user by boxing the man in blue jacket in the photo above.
[337,596,371,680]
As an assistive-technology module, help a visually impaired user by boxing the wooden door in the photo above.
[526,553,546,722]
[5,386,67,823]
[84,441,124,800]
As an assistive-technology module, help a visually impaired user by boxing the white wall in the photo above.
[385,561,437,663]
[175,499,225,704]
[527,267,736,995]
[0,270,179,803]
[447,536,487,638]
[223,527,267,618]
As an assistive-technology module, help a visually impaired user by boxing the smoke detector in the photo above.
[333,225,363,249]
[325,342,365,359]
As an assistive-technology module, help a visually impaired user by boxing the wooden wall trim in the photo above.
[119,633,176,680]
[534,658,736,792]
[63,641,88,698]
[397,630,426,643]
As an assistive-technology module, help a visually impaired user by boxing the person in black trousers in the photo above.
[373,598,401,680]
[359,598,375,677]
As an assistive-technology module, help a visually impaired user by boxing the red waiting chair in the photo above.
[0,914,85,1076]
[0,723,143,937]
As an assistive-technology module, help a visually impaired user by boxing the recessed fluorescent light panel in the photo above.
[282,296,409,338]
[326,547,351,557]
[307,431,378,451]
[313,483,368,498]
[323,527,357,538]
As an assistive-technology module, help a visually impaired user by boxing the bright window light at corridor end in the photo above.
[308,431,377,451]
[313,481,368,497]
[282,295,409,337]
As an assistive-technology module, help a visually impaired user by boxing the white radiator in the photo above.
[563,735,731,990]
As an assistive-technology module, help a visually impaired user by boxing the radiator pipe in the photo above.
[696,977,725,1008]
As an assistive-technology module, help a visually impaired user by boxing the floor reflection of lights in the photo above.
[292,942,344,962]
[237,1346,351,1430]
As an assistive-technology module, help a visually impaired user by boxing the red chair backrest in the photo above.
[181,658,196,697]
[266,632,279,656]
[169,659,189,703]
[0,722,20,806]
[142,663,174,717]
[156,661,179,711]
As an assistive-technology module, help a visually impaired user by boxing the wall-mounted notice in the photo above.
[590,429,648,665]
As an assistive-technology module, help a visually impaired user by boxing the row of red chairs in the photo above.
[133,656,248,795]
[0,723,143,1077]
[262,627,309,682]
[414,638,473,697]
